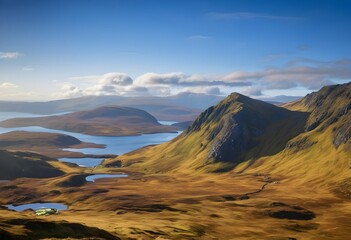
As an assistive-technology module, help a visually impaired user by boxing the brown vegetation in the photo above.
[0,106,177,136]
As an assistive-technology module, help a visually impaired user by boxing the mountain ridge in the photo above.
[105,82,351,185]
[105,92,308,173]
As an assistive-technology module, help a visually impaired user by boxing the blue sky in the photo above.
[0,0,350,100]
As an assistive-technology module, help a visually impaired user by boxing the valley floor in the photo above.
[1,171,351,240]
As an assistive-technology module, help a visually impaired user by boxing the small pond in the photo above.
[86,174,128,182]
[6,202,68,211]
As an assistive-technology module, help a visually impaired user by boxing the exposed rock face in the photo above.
[286,137,317,152]
[108,82,350,174]
[207,108,262,163]
[284,82,351,149]
[331,102,351,148]
[184,93,307,166]
[333,122,351,148]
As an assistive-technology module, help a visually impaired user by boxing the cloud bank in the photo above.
[56,58,351,99]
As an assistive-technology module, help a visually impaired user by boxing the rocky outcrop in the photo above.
[285,82,351,149]
[207,108,263,163]
[185,93,307,167]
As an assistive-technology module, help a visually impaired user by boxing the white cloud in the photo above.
[59,83,84,98]
[0,52,23,59]
[221,59,351,91]
[70,72,133,85]
[54,58,351,99]
[135,72,250,87]
[65,72,134,97]
[0,82,18,89]
[181,86,221,95]
[99,72,133,86]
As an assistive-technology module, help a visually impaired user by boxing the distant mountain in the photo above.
[0,150,64,180]
[106,82,351,185]
[283,82,351,149]
[256,95,302,104]
[0,106,177,136]
[0,93,224,121]
[171,121,193,130]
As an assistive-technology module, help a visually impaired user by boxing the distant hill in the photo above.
[0,150,65,180]
[171,121,193,130]
[0,93,223,121]
[105,82,351,185]
[0,131,104,158]
[0,106,177,136]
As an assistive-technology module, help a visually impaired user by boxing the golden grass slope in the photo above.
[247,83,351,185]
[105,83,351,187]
[104,93,307,173]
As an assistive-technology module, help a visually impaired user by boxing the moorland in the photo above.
[0,83,350,240]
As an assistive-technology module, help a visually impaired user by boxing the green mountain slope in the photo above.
[250,82,351,184]
[105,93,307,173]
[105,82,351,186]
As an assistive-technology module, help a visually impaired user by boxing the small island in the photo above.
[0,106,178,136]
[0,131,105,158]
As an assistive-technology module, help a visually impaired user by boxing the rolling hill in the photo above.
[0,150,65,180]
[0,106,177,136]
[0,131,104,158]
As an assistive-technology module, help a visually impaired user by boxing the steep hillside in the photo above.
[283,82,351,147]
[105,82,351,185]
[0,150,65,180]
[105,93,307,173]
[250,82,351,184]
[0,106,177,136]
